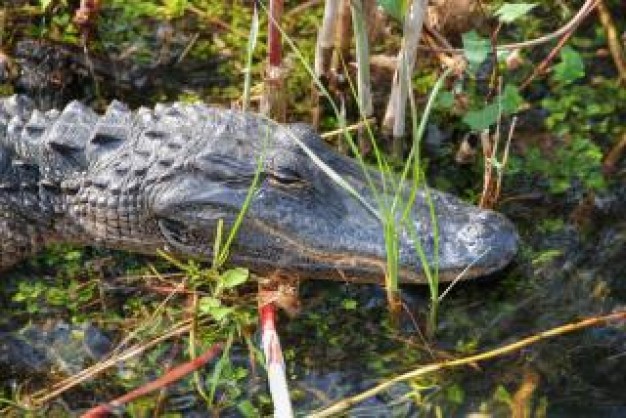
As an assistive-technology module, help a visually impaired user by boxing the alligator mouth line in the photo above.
[247,220,495,284]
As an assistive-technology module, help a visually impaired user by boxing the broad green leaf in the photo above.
[437,91,455,109]
[377,0,406,21]
[207,306,234,322]
[553,46,584,84]
[494,3,537,24]
[462,31,490,72]
[219,267,249,289]
[198,296,222,313]
[501,84,523,113]
[463,103,499,131]
[237,400,258,418]
[463,85,522,131]
[198,297,234,321]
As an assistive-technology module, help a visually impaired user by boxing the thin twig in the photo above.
[81,343,223,417]
[415,0,599,55]
[309,310,626,417]
[603,132,626,175]
[518,2,593,91]
[29,319,198,406]
[320,117,376,139]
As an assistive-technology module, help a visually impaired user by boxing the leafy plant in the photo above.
[507,46,617,194]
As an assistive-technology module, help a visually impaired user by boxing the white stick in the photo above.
[261,304,294,417]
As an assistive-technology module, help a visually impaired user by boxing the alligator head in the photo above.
[145,108,519,284]
[0,97,518,283]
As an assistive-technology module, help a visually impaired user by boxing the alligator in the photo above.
[0,94,518,283]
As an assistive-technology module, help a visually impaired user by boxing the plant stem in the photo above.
[261,0,286,121]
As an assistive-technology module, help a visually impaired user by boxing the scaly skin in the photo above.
[0,95,518,283]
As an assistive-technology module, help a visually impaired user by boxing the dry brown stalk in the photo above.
[320,117,376,139]
[511,368,541,418]
[261,0,287,121]
[596,0,626,83]
[383,0,428,147]
[309,310,626,418]
[603,132,626,175]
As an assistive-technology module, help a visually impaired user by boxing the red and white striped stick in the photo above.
[260,303,294,417]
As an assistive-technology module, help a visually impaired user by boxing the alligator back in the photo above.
[0,95,272,270]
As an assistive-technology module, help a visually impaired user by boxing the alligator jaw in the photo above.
[152,122,519,285]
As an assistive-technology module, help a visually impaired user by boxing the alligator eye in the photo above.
[268,168,305,187]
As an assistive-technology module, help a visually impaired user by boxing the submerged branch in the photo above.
[309,310,626,417]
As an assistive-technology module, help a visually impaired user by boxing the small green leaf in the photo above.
[208,306,234,322]
[463,103,499,131]
[494,3,537,24]
[501,84,523,113]
[237,400,258,418]
[494,385,513,405]
[462,30,491,72]
[553,46,585,84]
[437,91,455,109]
[219,267,249,289]
[198,296,222,313]
[446,384,465,404]
[198,297,233,321]
[377,0,406,21]
[46,288,67,305]
[342,299,357,310]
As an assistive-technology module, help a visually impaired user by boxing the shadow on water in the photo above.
[0,14,625,417]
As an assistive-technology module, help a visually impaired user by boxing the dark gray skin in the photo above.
[0,95,518,283]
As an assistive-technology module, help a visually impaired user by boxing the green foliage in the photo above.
[377,0,407,21]
[462,31,491,73]
[508,136,605,193]
[217,267,249,291]
[445,384,465,405]
[12,278,96,318]
[508,71,625,194]
[493,385,513,405]
[462,84,523,131]
[552,46,585,84]
[494,3,537,24]
[342,298,358,310]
